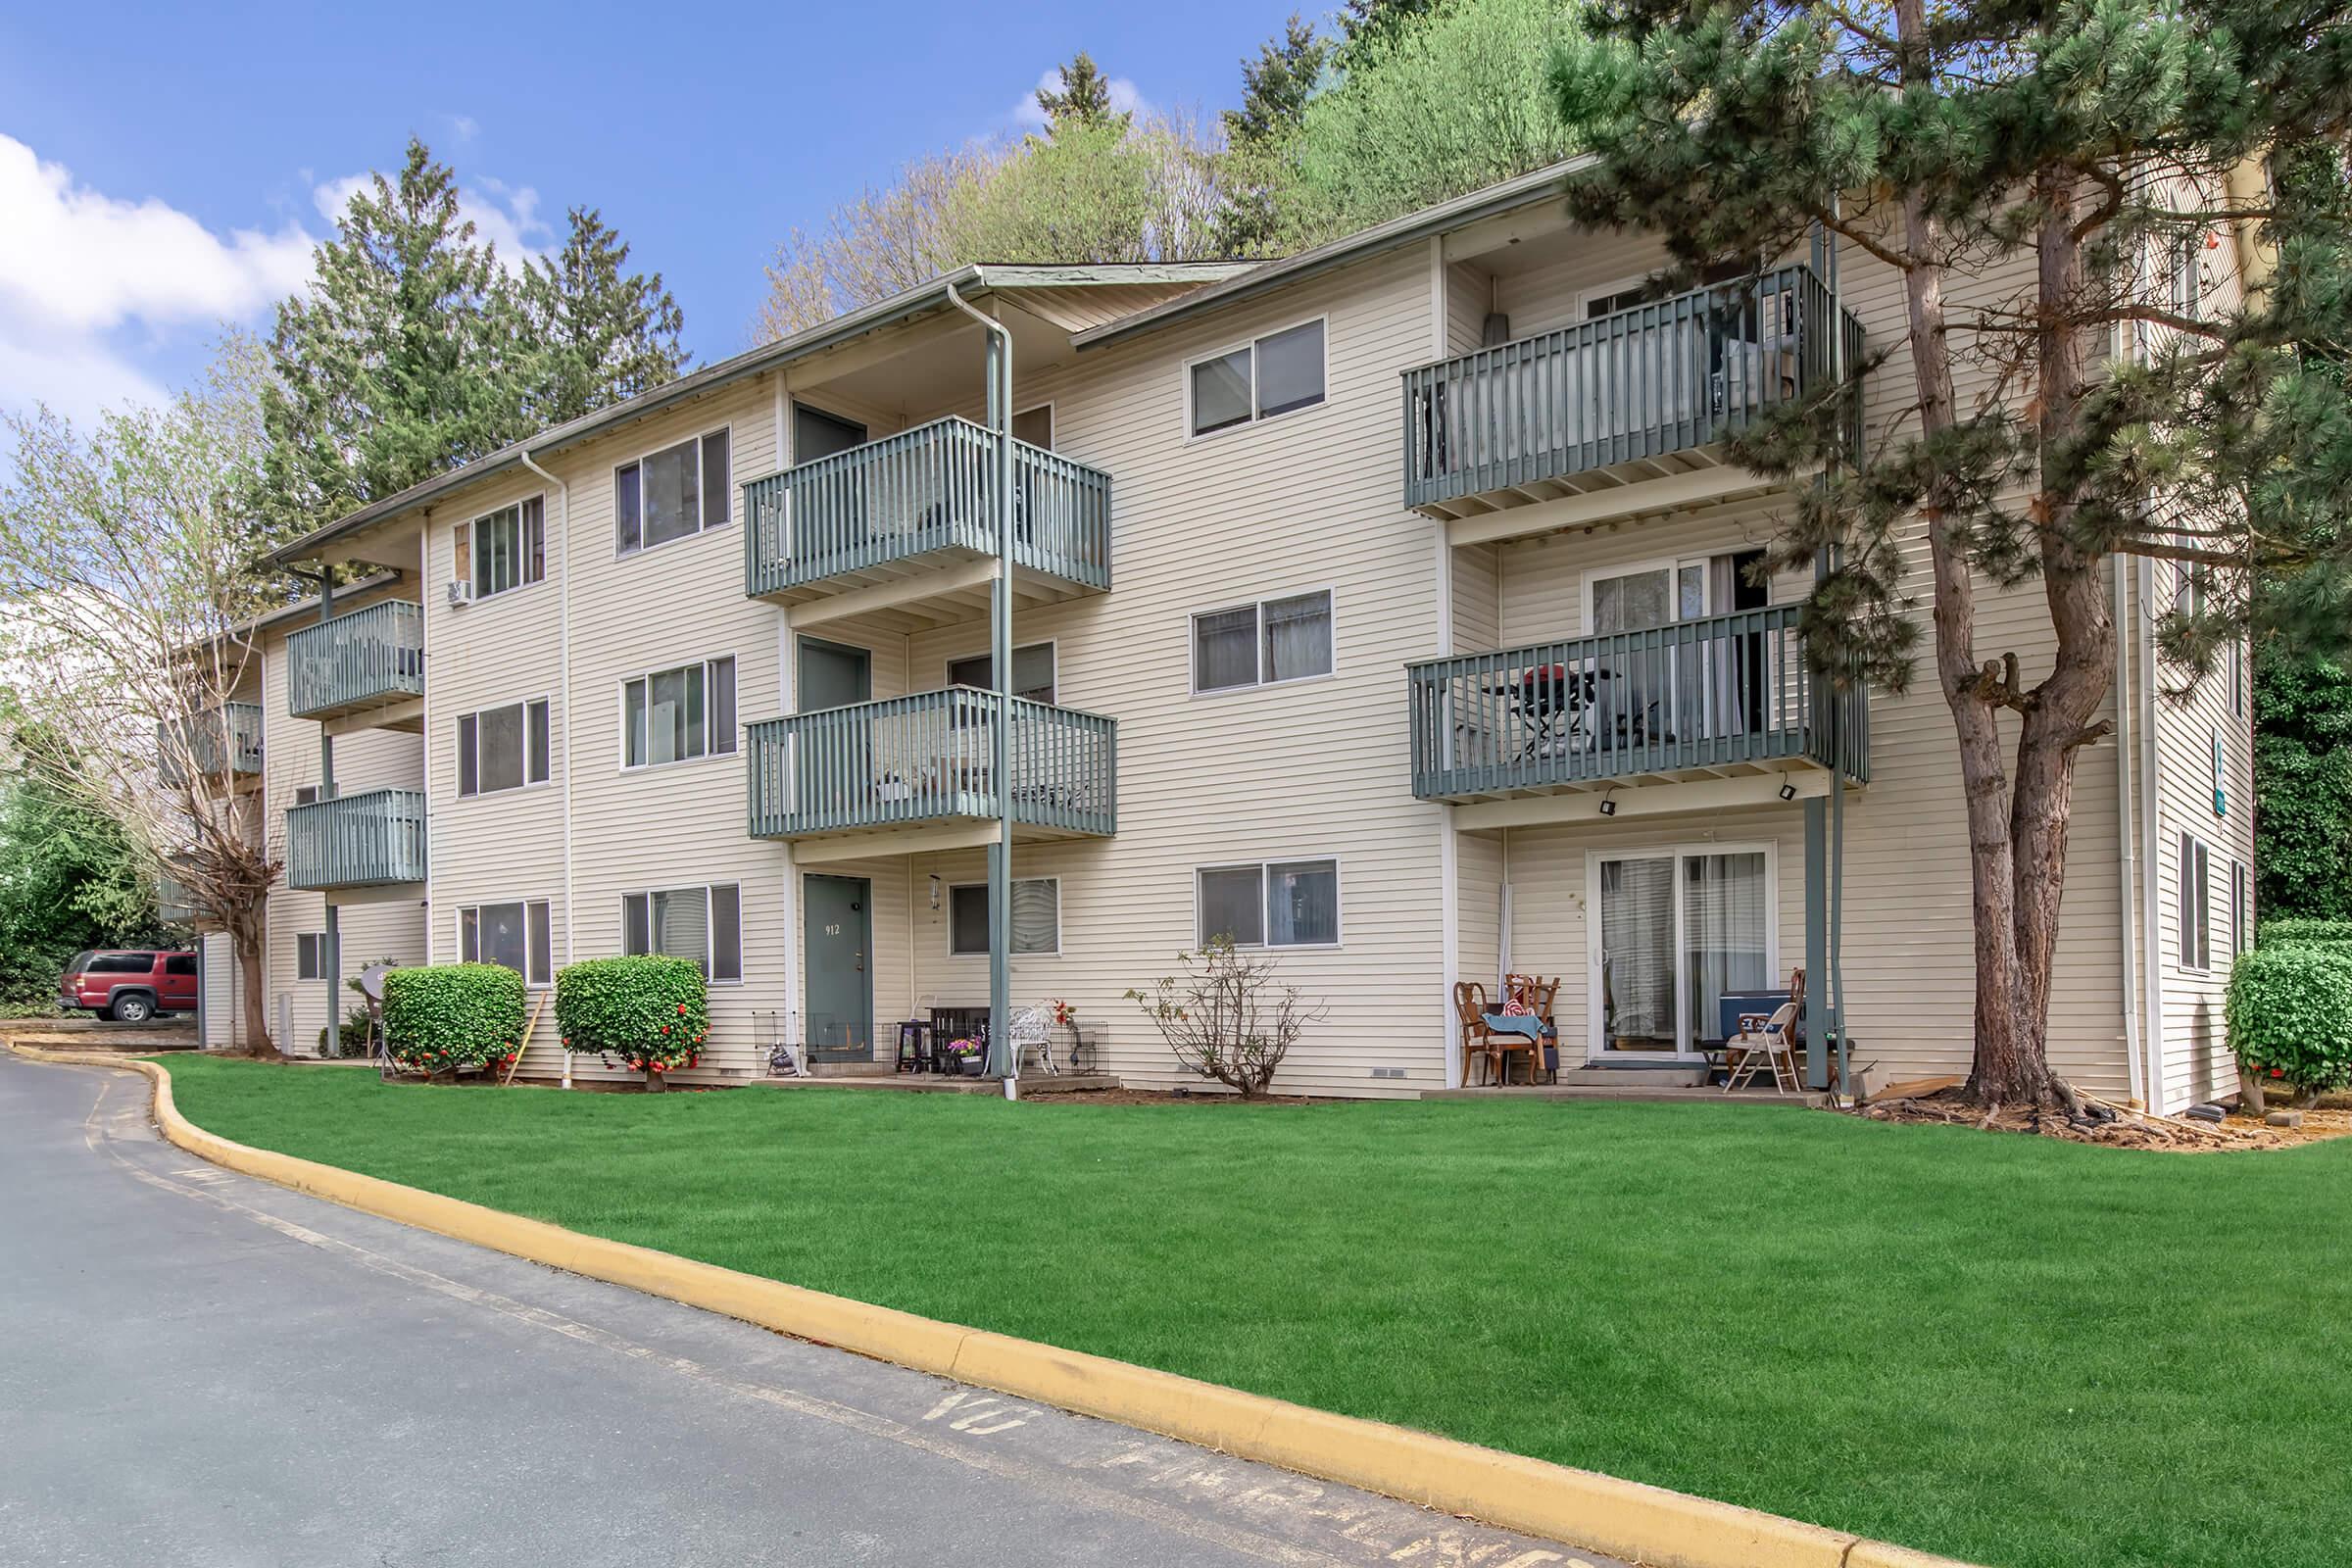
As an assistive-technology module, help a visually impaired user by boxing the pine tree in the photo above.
[1336,0,1439,63]
[257,138,529,545]
[1549,0,2352,1107]
[1215,14,1334,256]
[1035,52,1123,134]
[518,206,688,426]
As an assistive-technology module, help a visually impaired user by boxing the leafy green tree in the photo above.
[0,739,169,1015]
[1035,51,1124,133]
[1337,0,1441,62]
[2254,647,2352,920]
[518,206,689,426]
[1549,0,2352,1106]
[258,138,530,545]
[1216,14,1335,256]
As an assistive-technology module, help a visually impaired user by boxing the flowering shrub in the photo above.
[2227,943,2352,1100]
[942,1036,982,1060]
[554,956,708,1075]
[380,963,526,1074]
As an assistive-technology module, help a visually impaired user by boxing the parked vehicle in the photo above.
[57,950,199,1023]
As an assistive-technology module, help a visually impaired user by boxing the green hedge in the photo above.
[2227,944,2352,1096]
[381,963,527,1073]
[554,956,707,1074]
[2258,917,2352,949]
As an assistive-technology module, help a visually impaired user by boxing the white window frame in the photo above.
[458,899,554,989]
[947,877,1062,957]
[2179,831,2213,972]
[1583,840,1781,1060]
[1183,316,1328,441]
[295,931,328,981]
[2230,858,2251,958]
[460,494,547,601]
[619,656,737,771]
[1193,858,1343,951]
[1189,588,1336,697]
[620,882,743,984]
[455,695,553,800]
[1581,556,1719,631]
[613,423,733,557]
[1576,274,1651,319]
[941,638,1058,703]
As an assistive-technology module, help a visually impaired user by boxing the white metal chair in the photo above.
[1007,1005,1056,1075]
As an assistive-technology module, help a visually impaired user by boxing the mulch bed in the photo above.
[1858,1087,2352,1151]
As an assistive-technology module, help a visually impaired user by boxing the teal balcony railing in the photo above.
[286,788,428,890]
[285,601,424,720]
[743,416,1111,600]
[1401,265,1867,512]
[158,702,264,785]
[747,688,1116,840]
[1406,606,1868,801]
[156,867,200,924]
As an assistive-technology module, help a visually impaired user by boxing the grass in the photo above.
[159,1057,2352,1568]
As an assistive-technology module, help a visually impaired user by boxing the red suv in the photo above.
[58,950,200,1023]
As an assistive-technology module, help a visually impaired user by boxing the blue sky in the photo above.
[0,0,1297,427]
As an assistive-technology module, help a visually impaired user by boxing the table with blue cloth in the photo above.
[1481,1012,1554,1042]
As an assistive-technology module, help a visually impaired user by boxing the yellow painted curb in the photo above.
[19,1046,1980,1568]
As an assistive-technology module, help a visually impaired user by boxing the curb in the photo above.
[17,1045,1974,1568]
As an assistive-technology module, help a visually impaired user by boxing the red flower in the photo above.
[662,1025,670,1035]
[677,1004,688,1015]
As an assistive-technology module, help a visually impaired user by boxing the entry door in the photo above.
[799,637,871,711]
[804,874,872,1060]
[1592,849,1771,1058]
[798,637,872,817]
[1591,562,1708,754]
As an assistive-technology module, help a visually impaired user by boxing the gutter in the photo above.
[2114,555,2143,1105]
[2137,555,2166,1111]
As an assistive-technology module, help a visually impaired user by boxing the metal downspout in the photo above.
[2137,556,2167,1111]
[1823,210,1848,1092]
[298,567,339,1057]
[519,450,575,1090]
[2114,555,2144,1103]
[945,283,1017,1093]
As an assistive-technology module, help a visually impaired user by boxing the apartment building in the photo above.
[195,163,2252,1111]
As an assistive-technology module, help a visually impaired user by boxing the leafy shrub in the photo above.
[2258,917,2352,949]
[317,1005,371,1057]
[554,956,707,1075]
[2227,944,2352,1099]
[381,963,526,1073]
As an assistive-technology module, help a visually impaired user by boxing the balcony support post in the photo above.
[303,566,340,1055]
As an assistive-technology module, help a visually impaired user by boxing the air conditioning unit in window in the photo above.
[446,580,474,607]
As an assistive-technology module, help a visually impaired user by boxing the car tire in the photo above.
[110,993,155,1024]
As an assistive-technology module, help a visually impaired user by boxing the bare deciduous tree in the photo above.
[1125,937,1329,1098]
[0,337,284,1054]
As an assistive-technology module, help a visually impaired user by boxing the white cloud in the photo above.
[1009,69,1152,130]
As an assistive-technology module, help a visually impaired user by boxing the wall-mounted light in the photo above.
[1779,779,1798,801]
[928,874,943,909]
[1597,790,1618,817]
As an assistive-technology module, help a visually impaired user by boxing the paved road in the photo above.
[0,1054,1613,1568]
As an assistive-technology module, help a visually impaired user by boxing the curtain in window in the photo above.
[1599,857,1676,1049]
[1262,593,1332,682]
[652,888,710,977]
[1704,554,1747,740]
[1266,859,1337,946]
[1683,853,1767,1045]
[1194,608,1258,691]
[478,902,528,976]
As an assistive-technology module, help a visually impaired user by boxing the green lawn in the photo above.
[158,1057,2351,1568]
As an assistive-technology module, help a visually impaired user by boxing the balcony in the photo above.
[743,416,1110,627]
[747,688,1115,844]
[1407,607,1868,804]
[156,867,200,924]
[158,702,264,787]
[285,601,424,724]
[1401,265,1866,521]
[286,788,428,891]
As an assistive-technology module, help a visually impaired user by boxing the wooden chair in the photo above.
[1453,981,1505,1087]
[1494,974,1561,1085]
[1725,967,1805,1093]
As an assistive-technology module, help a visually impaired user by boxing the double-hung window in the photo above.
[460,900,553,987]
[622,885,742,981]
[2179,833,2212,970]
[457,497,545,599]
[949,879,1060,956]
[457,699,551,797]
[615,428,731,554]
[296,932,329,981]
[1188,319,1325,437]
[1197,858,1340,949]
[1193,591,1333,693]
[623,657,736,767]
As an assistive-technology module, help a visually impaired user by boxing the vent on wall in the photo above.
[1370,1067,1406,1080]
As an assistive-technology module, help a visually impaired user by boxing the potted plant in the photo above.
[943,1036,983,1075]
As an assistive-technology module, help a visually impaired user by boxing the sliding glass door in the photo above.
[1592,847,1772,1057]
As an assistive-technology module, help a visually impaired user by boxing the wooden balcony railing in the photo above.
[158,702,264,785]
[285,601,424,719]
[286,788,428,889]
[747,688,1116,840]
[1401,265,1867,512]
[743,416,1111,599]
[1406,606,1868,800]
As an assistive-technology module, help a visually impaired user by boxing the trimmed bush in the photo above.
[554,956,708,1075]
[2258,917,2352,950]
[381,963,527,1074]
[2227,944,2352,1098]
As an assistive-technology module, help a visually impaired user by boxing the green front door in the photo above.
[804,874,872,1061]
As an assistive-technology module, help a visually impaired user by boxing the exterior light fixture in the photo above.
[1598,794,1618,817]
[1779,780,1798,801]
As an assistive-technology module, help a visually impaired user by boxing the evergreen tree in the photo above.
[1337,0,1440,63]
[1549,0,2352,1106]
[1215,14,1334,257]
[518,206,689,426]
[257,138,529,544]
[2253,646,2352,921]
[1035,52,1123,134]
